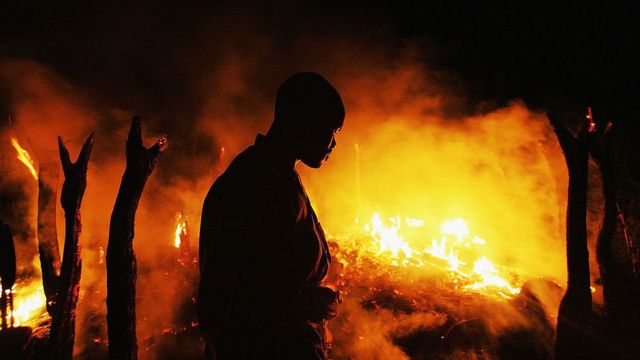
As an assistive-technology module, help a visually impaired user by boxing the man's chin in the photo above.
[301,152,332,168]
[301,158,324,168]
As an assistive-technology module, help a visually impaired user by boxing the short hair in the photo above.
[273,72,345,130]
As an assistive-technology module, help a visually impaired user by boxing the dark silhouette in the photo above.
[198,72,344,359]
[550,110,640,360]
[549,110,592,360]
[49,133,94,360]
[37,159,61,315]
[548,111,593,360]
[589,115,640,358]
[107,117,168,360]
[589,114,622,320]
[0,222,31,360]
[0,220,16,330]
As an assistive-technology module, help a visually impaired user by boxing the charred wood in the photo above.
[107,117,167,360]
[48,134,94,360]
[591,118,640,356]
[0,220,16,329]
[37,161,61,314]
[548,112,593,360]
[589,118,621,316]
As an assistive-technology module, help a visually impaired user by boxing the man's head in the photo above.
[270,72,345,168]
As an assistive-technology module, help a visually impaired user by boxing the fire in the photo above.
[174,214,187,249]
[365,214,413,259]
[10,137,38,181]
[4,281,47,327]
[468,256,520,295]
[360,213,521,299]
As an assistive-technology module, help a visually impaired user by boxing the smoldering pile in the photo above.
[325,238,564,360]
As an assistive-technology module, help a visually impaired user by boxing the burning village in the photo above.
[1,2,640,360]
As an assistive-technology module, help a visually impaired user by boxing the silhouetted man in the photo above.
[198,72,344,359]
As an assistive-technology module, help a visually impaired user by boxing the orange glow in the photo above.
[365,213,413,259]
[5,281,47,327]
[301,103,568,313]
[356,213,521,299]
[10,137,38,181]
[174,214,187,249]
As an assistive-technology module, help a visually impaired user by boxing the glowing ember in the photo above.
[5,282,47,327]
[10,137,38,181]
[365,213,412,259]
[467,256,520,295]
[174,214,187,249]
[360,213,521,298]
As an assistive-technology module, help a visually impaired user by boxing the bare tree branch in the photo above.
[107,117,167,360]
[49,133,94,360]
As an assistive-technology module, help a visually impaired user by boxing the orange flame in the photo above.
[360,213,521,299]
[10,137,38,181]
[3,282,47,327]
[174,214,187,248]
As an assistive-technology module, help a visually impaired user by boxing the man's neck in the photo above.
[261,131,297,169]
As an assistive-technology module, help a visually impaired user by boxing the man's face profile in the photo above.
[272,72,345,168]
[299,123,342,168]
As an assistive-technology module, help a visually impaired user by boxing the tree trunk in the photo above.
[592,121,640,357]
[107,117,167,360]
[37,160,61,314]
[0,221,16,330]
[590,123,620,316]
[49,133,94,360]
[548,112,593,360]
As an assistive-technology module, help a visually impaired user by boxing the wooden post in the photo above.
[0,220,16,330]
[107,117,167,360]
[591,117,640,356]
[589,117,621,317]
[49,133,94,360]
[548,112,593,360]
[37,160,61,313]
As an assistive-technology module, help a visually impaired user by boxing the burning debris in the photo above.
[174,215,186,249]
[174,213,190,255]
[359,213,521,299]
[10,137,38,182]
[1,221,17,329]
[1,140,49,330]
[11,285,46,328]
[323,210,561,359]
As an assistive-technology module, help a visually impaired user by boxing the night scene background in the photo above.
[1,1,639,359]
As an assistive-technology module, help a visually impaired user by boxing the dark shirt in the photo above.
[198,134,331,359]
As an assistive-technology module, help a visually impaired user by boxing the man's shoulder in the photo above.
[227,145,260,171]
[208,145,274,194]
[220,145,268,183]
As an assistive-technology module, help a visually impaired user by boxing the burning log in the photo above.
[37,160,61,313]
[548,111,593,360]
[0,220,16,329]
[107,117,167,360]
[48,133,94,360]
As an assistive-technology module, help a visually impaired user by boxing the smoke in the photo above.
[302,81,568,281]
[0,2,578,359]
[332,296,447,360]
